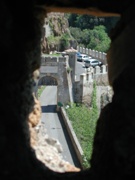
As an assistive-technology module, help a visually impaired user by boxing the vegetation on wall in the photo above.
[37,86,46,98]
[66,82,98,168]
[59,33,71,50]
[47,32,75,51]
[47,35,61,46]
[46,14,76,51]
[66,66,72,73]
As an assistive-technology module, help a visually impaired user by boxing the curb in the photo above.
[60,107,84,169]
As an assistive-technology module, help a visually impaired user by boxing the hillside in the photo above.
[41,12,77,53]
[41,13,119,54]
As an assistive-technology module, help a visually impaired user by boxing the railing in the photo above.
[77,46,107,64]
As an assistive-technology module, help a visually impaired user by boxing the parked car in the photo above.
[76,51,82,57]
[85,59,103,68]
[77,54,91,62]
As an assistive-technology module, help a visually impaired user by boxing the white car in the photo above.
[85,59,103,68]
[77,54,91,62]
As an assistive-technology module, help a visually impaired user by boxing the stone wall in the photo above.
[39,55,74,107]
[2,0,135,180]
[74,64,109,103]
[39,54,109,106]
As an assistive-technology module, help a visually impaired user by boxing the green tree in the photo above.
[69,25,110,52]
[69,27,83,44]
[60,33,70,50]
[67,13,120,34]
[81,29,91,46]
[68,13,78,27]
[75,14,103,30]
[102,16,120,34]
[87,25,111,52]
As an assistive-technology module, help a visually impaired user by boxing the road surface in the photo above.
[75,61,86,81]
[39,86,81,168]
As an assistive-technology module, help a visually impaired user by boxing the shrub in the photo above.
[66,82,98,168]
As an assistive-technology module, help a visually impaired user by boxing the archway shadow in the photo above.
[41,105,57,113]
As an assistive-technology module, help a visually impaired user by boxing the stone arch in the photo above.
[38,75,58,86]
[37,75,59,107]
[39,56,74,107]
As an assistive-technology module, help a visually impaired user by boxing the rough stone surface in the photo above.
[2,0,135,180]
[33,124,80,173]
[41,13,75,53]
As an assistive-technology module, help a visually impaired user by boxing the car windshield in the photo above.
[85,60,90,63]
[91,60,98,63]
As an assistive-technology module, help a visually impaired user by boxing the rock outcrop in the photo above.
[41,12,77,53]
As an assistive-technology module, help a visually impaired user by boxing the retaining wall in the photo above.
[60,107,84,169]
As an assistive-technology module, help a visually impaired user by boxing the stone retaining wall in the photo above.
[60,107,84,169]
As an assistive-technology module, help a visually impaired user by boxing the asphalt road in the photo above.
[75,61,86,81]
[39,86,81,168]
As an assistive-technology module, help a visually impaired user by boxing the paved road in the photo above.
[39,86,81,168]
[75,61,86,81]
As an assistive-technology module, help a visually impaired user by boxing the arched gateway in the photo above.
[35,54,76,110]
[38,76,58,86]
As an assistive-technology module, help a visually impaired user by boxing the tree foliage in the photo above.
[47,32,74,51]
[87,25,111,52]
[66,13,120,52]
[69,25,111,52]
[67,13,120,33]
[60,33,70,50]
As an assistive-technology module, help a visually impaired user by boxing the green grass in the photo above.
[37,85,46,98]
[50,53,62,56]
[42,53,61,57]
[65,82,98,168]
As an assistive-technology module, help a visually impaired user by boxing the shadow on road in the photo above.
[41,105,57,113]
[41,104,82,169]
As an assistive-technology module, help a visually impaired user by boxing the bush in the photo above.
[66,82,98,168]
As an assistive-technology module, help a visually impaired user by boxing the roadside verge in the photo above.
[60,107,84,169]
